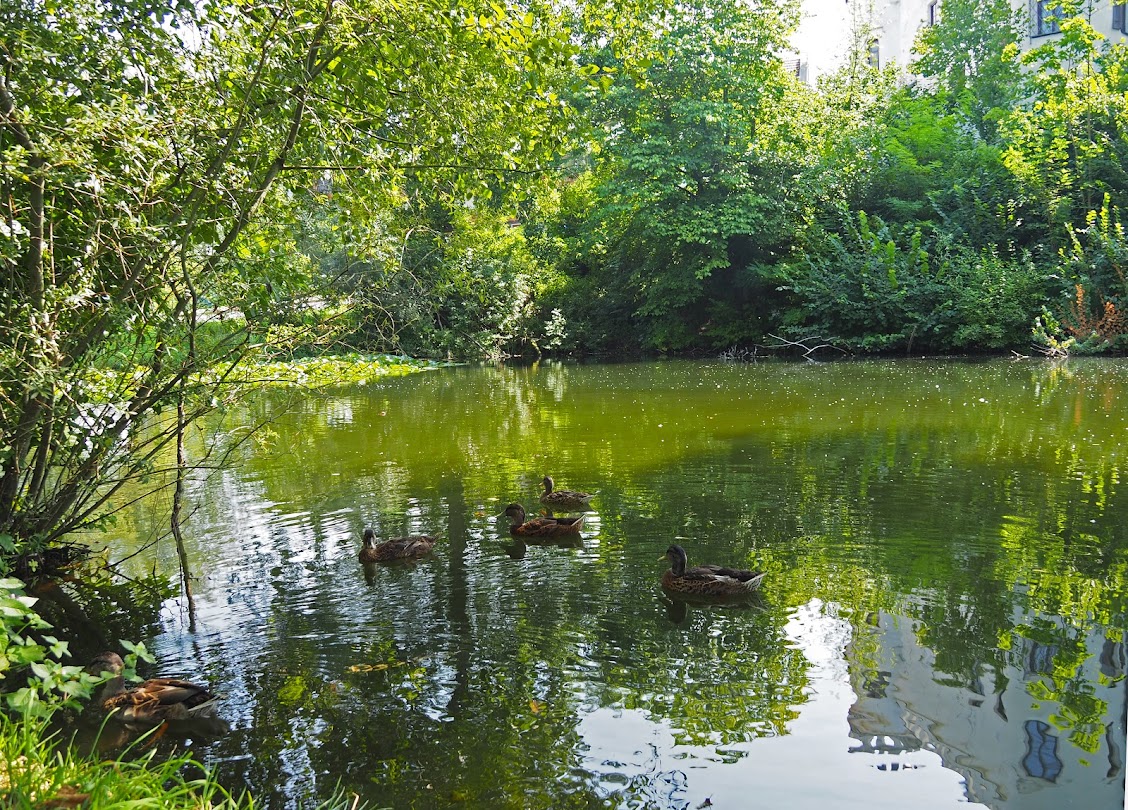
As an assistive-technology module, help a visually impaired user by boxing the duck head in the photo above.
[502,504,526,525]
[88,651,125,678]
[661,544,689,575]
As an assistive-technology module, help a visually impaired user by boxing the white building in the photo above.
[791,0,1128,82]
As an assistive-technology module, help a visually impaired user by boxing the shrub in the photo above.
[784,212,1052,352]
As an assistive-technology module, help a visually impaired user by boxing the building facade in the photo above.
[790,0,1128,83]
[872,0,1128,70]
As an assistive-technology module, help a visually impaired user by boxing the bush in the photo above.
[784,212,1052,352]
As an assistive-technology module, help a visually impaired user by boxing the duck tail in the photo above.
[742,572,767,590]
[186,694,222,716]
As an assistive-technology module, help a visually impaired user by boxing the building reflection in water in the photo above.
[843,609,1125,809]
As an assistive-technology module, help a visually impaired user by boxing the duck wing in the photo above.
[106,678,217,722]
[552,514,585,528]
[688,564,766,588]
[541,490,593,505]
[403,536,436,556]
[515,514,585,537]
[390,535,436,555]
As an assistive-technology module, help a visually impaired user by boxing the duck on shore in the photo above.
[87,651,218,726]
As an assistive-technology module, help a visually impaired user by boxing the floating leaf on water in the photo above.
[347,660,405,673]
[277,675,306,705]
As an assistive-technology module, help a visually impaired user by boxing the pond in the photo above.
[87,358,1127,810]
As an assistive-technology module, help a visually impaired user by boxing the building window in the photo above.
[928,1,939,26]
[1114,2,1127,33]
[867,38,880,68]
[1033,0,1063,37]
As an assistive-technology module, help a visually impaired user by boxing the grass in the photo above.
[0,712,371,810]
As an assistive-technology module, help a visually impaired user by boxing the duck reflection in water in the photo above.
[86,711,232,754]
[502,538,528,560]
[661,591,767,625]
[502,532,583,560]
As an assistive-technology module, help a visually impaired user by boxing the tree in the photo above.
[999,7,1128,234]
[910,0,1024,142]
[0,0,576,556]
[552,0,801,352]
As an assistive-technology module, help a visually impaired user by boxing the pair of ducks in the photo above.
[360,475,766,598]
[357,476,592,562]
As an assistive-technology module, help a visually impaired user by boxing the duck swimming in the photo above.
[660,544,765,597]
[539,476,594,509]
[503,503,586,538]
[359,528,437,563]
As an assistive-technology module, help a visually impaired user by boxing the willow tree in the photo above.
[0,0,574,557]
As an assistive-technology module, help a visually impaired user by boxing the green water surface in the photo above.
[93,358,1128,810]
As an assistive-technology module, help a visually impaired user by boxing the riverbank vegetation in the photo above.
[3,0,1127,564]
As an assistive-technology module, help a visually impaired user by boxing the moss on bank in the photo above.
[246,352,448,389]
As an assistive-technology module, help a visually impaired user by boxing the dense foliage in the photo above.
[3,0,1128,553]
[296,0,1124,360]
[506,0,1128,356]
[0,0,575,558]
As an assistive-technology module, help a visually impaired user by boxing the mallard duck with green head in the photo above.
[87,652,218,725]
[539,476,594,509]
[503,503,585,538]
[660,544,765,597]
[359,528,437,563]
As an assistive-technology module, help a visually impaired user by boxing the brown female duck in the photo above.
[88,652,218,725]
[660,544,766,597]
[359,528,437,563]
[539,476,594,509]
[503,503,585,538]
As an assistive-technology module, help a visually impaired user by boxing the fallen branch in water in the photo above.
[764,334,850,360]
